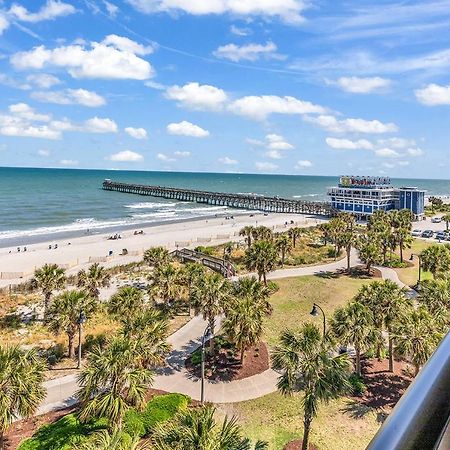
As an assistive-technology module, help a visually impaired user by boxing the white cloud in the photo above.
[255,161,278,172]
[213,41,284,62]
[305,114,398,134]
[265,149,283,159]
[85,117,118,133]
[266,133,294,150]
[60,159,78,166]
[167,120,209,138]
[245,138,265,146]
[31,88,106,107]
[375,148,401,158]
[108,150,143,162]
[406,147,424,157]
[9,0,76,23]
[9,103,51,122]
[165,82,228,111]
[0,123,61,139]
[174,151,191,157]
[11,36,154,80]
[157,153,175,162]
[296,160,313,168]
[125,127,147,139]
[127,0,309,24]
[326,137,374,150]
[377,137,415,149]
[229,95,325,120]
[101,34,153,55]
[38,149,50,156]
[0,13,10,35]
[415,83,450,105]
[26,73,61,88]
[50,119,79,131]
[104,1,119,17]
[333,76,391,94]
[230,25,251,36]
[219,156,238,165]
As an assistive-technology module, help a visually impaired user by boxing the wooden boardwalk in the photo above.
[102,180,333,215]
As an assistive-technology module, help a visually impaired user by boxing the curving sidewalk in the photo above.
[37,251,402,413]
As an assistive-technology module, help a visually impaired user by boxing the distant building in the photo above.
[327,176,425,219]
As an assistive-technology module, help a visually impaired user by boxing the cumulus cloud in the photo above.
[31,88,106,107]
[255,161,278,172]
[11,35,154,80]
[305,114,398,134]
[229,95,325,121]
[377,137,416,149]
[375,148,401,158]
[165,82,228,111]
[332,76,391,94]
[101,34,153,55]
[213,41,284,62]
[0,123,61,139]
[174,151,191,157]
[108,150,143,162]
[406,147,424,156]
[415,83,450,105]
[245,138,265,146]
[157,153,176,162]
[266,133,294,150]
[125,126,147,139]
[326,137,374,150]
[219,156,238,165]
[9,0,76,23]
[167,120,210,138]
[26,73,61,88]
[9,103,51,122]
[230,25,251,36]
[265,149,283,159]
[127,0,309,24]
[85,117,118,133]
[296,160,312,168]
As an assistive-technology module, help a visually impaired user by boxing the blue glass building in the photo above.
[327,176,425,219]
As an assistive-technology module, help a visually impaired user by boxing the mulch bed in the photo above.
[185,340,270,382]
[336,265,382,279]
[356,358,413,410]
[284,440,318,450]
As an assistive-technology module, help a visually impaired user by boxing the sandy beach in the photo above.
[0,212,326,287]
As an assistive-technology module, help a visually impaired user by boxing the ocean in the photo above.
[0,167,449,246]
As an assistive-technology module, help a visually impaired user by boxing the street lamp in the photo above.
[310,303,326,337]
[77,310,87,369]
[409,253,422,283]
[200,324,213,404]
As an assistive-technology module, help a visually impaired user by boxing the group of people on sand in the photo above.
[133,230,145,235]
[107,233,122,240]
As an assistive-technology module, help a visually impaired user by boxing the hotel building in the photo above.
[327,176,425,219]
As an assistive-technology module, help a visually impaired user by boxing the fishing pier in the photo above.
[102,179,333,216]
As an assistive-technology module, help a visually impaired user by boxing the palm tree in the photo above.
[418,279,450,327]
[223,277,273,363]
[77,429,148,450]
[149,263,182,308]
[77,335,154,428]
[191,273,231,353]
[144,246,171,268]
[34,263,66,314]
[275,233,292,266]
[252,226,273,242]
[47,290,98,358]
[151,406,267,450]
[356,233,382,273]
[394,227,413,263]
[443,213,450,231]
[244,240,278,285]
[394,306,443,376]
[272,324,350,450]
[239,226,254,249]
[420,245,450,278]
[288,227,301,248]
[330,301,376,376]
[107,286,145,324]
[179,263,206,315]
[77,263,111,300]
[0,346,46,450]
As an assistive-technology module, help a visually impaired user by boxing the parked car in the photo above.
[431,217,442,223]
[435,232,446,241]
[422,230,434,238]
[411,229,422,236]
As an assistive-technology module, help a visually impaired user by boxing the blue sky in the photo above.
[0,0,450,178]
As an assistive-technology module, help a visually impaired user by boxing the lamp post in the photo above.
[200,324,212,404]
[409,253,422,283]
[310,303,326,337]
[77,310,87,369]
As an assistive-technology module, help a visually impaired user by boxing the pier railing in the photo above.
[102,180,334,216]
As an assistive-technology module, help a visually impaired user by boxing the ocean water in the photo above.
[0,167,449,245]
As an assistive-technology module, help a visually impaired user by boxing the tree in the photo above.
[77,263,111,300]
[288,227,302,248]
[275,233,293,266]
[47,290,98,358]
[394,227,413,263]
[77,335,154,428]
[330,301,376,376]
[272,324,350,450]
[326,217,344,260]
[252,226,273,242]
[34,263,66,314]
[420,245,450,278]
[149,264,182,308]
[357,233,382,273]
[394,306,443,376]
[144,246,171,268]
[179,263,207,316]
[443,213,450,231]
[77,430,147,450]
[429,196,443,213]
[239,226,254,249]
[418,279,450,330]
[223,277,273,363]
[151,406,267,450]
[0,346,46,450]
[107,286,145,324]
[244,240,278,284]
[191,273,231,353]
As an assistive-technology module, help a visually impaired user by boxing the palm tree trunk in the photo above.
[346,247,351,271]
[400,241,404,263]
[208,317,215,354]
[240,346,245,364]
[68,332,75,358]
[302,413,312,450]
[44,292,51,314]
[355,346,361,377]
[388,335,394,372]
[262,272,267,286]
[0,431,5,450]
[281,250,285,266]
[414,363,420,376]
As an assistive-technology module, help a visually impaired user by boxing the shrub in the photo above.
[43,343,66,366]
[349,374,367,396]
[194,246,214,256]
[190,350,202,365]
[123,409,146,437]
[83,333,107,354]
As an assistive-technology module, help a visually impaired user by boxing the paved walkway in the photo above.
[37,251,399,414]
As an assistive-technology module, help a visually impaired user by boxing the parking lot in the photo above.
[411,215,450,242]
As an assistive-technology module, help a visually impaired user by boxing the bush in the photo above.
[18,414,108,450]
[123,409,146,438]
[43,344,66,366]
[83,333,107,354]
[194,246,214,255]
[349,374,367,396]
[190,349,202,365]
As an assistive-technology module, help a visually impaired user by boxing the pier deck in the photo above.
[102,180,333,216]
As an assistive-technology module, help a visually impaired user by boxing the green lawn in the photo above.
[394,239,433,286]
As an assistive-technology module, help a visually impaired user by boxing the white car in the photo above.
[411,229,422,236]
[431,217,442,223]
